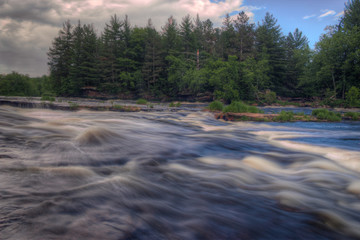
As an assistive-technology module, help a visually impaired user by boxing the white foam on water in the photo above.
[275,190,312,209]
[197,156,243,169]
[347,181,360,195]
[167,163,204,175]
[276,141,360,172]
[29,166,96,177]
[241,156,284,174]
[75,127,121,146]
[316,210,360,238]
[301,160,352,174]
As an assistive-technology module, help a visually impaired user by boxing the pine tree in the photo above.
[162,16,180,56]
[193,14,204,52]
[100,14,124,84]
[142,19,164,92]
[202,19,216,57]
[341,0,360,29]
[221,13,237,59]
[284,28,311,97]
[70,23,99,95]
[119,15,132,73]
[255,12,286,94]
[179,14,195,60]
[233,11,255,61]
[48,20,73,95]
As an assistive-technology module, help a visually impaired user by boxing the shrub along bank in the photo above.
[209,101,359,122]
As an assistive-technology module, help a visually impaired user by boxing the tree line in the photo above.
[1,0,359,104]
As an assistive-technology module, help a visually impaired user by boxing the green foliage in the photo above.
[256,13,286,94]
[208,100,224,111]
[341,0,360,29]
[98,83,121,95]
[275,100,300,107]
[344,111,360,120]
[41,93,55,102]
[113,104,124,110]
[224,101,263,113]
[295,112,305,116]
[39,7,357,103]
[260,90,277,104]
[274,111,295,122]
[346,86,360,107]
[284,28,311,97]
[0,72,52,97]
[169,102,181,107]
[136,98,148,104]
[68,101,79,110]
[312,109,341,122]
[0,72,30,96]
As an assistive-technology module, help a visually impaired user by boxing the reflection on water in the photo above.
[1,106,360,240]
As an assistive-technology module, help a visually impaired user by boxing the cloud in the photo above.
[0,0,258,76]
[0,19,58,76]
[318,9,336,19]
[303,14,316,20]
[335,11,344,18]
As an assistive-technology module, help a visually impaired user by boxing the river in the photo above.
[0,106,360,239]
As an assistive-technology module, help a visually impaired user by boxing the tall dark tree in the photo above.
[162,16,180,56]
[309,0,360,99]
[233,11,255,61]
[221,13,237,59]
[69,22,99,95]
[340,0,360,29]
[256,12,286,94]
[340,0,360,92]
[284,28,311,97]
[193,14,204,52]
[179,14,195,60]
[202,19,216,57]
[100,14,123,84]
[48,20,73,95]
[142,19,164,92]
[118,15,132,73]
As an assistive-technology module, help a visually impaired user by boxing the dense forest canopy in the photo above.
[1,0,359,105]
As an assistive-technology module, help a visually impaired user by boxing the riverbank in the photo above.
[0,96,207,112]
[1,96,359,122]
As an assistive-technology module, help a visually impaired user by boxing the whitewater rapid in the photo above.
[0,106,360,239]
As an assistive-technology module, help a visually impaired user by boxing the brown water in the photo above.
[1,106,360,240]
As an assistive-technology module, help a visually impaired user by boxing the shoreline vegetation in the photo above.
[1,96,359,122]
[1,1,360,109]
[208,100,359,122]
[0,1,359,120]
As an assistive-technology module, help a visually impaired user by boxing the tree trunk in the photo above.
[332,71,336,98]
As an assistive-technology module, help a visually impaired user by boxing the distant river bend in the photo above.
[0,106,360,240]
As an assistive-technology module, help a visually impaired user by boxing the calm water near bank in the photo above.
[1,106,360,239]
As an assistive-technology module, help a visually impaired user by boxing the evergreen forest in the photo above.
[1,0,359,106]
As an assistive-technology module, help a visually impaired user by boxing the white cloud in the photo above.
[303,14,316,20]
[335,11,344,18]
[0,0,259,76]
[318,9,336,19]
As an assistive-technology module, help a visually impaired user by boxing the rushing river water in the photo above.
[1,106,360,240]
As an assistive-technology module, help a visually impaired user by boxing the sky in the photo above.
[0,0,347,77]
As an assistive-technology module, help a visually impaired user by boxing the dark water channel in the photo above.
[1,106,360,240]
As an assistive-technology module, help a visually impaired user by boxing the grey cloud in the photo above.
[0,0,61,26]
[2,20,21,33]
[0,0,250,76]
[0,38,49,76]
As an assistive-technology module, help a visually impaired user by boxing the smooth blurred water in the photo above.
[1,106,360,240]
